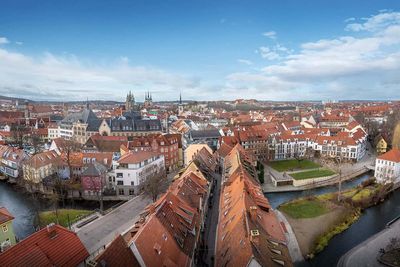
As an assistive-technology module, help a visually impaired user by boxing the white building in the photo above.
[110,151,165,196]
[375,148,400,184]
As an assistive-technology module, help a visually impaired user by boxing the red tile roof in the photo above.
[0,224,89,267]
[216,145,292,267]
[118,151,161,164]
[378,148,400,163]
[0,207,14,224]
[95,235,140,267]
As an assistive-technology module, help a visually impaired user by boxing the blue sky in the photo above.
[1,0,400,101]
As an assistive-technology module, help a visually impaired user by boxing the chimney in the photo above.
[250,229,260,246]
[148,204,156,214]
[249,206,257,222]
[46,223,57,239]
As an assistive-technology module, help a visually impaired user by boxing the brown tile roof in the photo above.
[0,224,89,267]
[0,207,14,224]
[25,150,60,169]
[95,235,140,267]
[216,145,292,267]
[217,142,234,158]
[124,192,198,267]
[378,148,400,163]
[118,151,160,164]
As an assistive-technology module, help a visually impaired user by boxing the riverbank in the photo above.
[278,180,393,259]
[338,216,400,267]
[0,181,122,239]
[39,209,94,228]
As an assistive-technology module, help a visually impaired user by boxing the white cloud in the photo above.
[226,11,400,100]
[0,37,9,45]
[237,59,253,65]
[262,31,276,39]
[0,48,203,101]
[345,11,400,32]
[15,41,23,45]
[258,46,280,60]
[257,44,291,61]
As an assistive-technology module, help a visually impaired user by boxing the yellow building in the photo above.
[184,144,213,166]
[0,207,16,252]
[374,135,388,155]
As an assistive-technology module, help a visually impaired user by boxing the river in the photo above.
[265,172,400,267]
[1,174,399,266]
[0,182,40,240]
[0,182,119,241]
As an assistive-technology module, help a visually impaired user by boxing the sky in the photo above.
[1,0,400,102]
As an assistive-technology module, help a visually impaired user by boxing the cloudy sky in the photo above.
[1,0,400,101]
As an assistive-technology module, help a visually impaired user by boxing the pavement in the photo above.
[76,194,152,256]
[337,217,400,267]
[275,210,304,263]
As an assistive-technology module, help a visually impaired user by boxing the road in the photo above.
[76,168,180,256]
[76,194,152,255]
[198,173,221,267]
[337,217,400,267]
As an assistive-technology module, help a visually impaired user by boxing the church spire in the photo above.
[86,97,89,109]
[179,92,182,104]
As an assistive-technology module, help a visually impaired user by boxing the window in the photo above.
[2,225,8,232]
[129,189,134,195]
[117,180,123,185]
[116,173,123,178]
[131,181,135,186]
[119,189,125,195]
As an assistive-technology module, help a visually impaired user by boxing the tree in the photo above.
[320,155,350,202]
[63,139,81,181]
[392,123,400,149]
[142,168,168,202]
[28,131,42,155]
[49,192,60,224]
[10,124,26,148]
[385,108,400,147]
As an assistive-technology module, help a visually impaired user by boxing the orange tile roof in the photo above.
[95,235,140,267]
[0,224,89,267]
[378,148,400,163]
[118,151,161,164]
[216,145,292,267]
[0,207,14,224]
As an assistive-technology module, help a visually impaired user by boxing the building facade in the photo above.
[375,148,400,184]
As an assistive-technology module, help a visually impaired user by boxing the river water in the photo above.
[266,172,400,267]
[1,174,399,266]
[0,183,40,239]
[0,182,118,240]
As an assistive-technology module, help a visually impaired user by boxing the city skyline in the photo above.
[1,1,400,101]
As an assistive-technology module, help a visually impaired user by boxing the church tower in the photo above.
[144,91,152,108]
[178,92,184,116]
[125,91,135,111]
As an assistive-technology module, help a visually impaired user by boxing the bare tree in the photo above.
[10,124,26,148]
[62,139,81,181]
[142,167,168,202]
[320,154,350,202]
[86,173,105,212]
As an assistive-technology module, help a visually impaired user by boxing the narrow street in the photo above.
[198,172,222,267]
[76,194,152,256]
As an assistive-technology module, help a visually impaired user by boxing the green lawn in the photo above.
[39,209,93,228]
[280,199,329,219]
[291,169,336,180]
[269,159,320,172]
